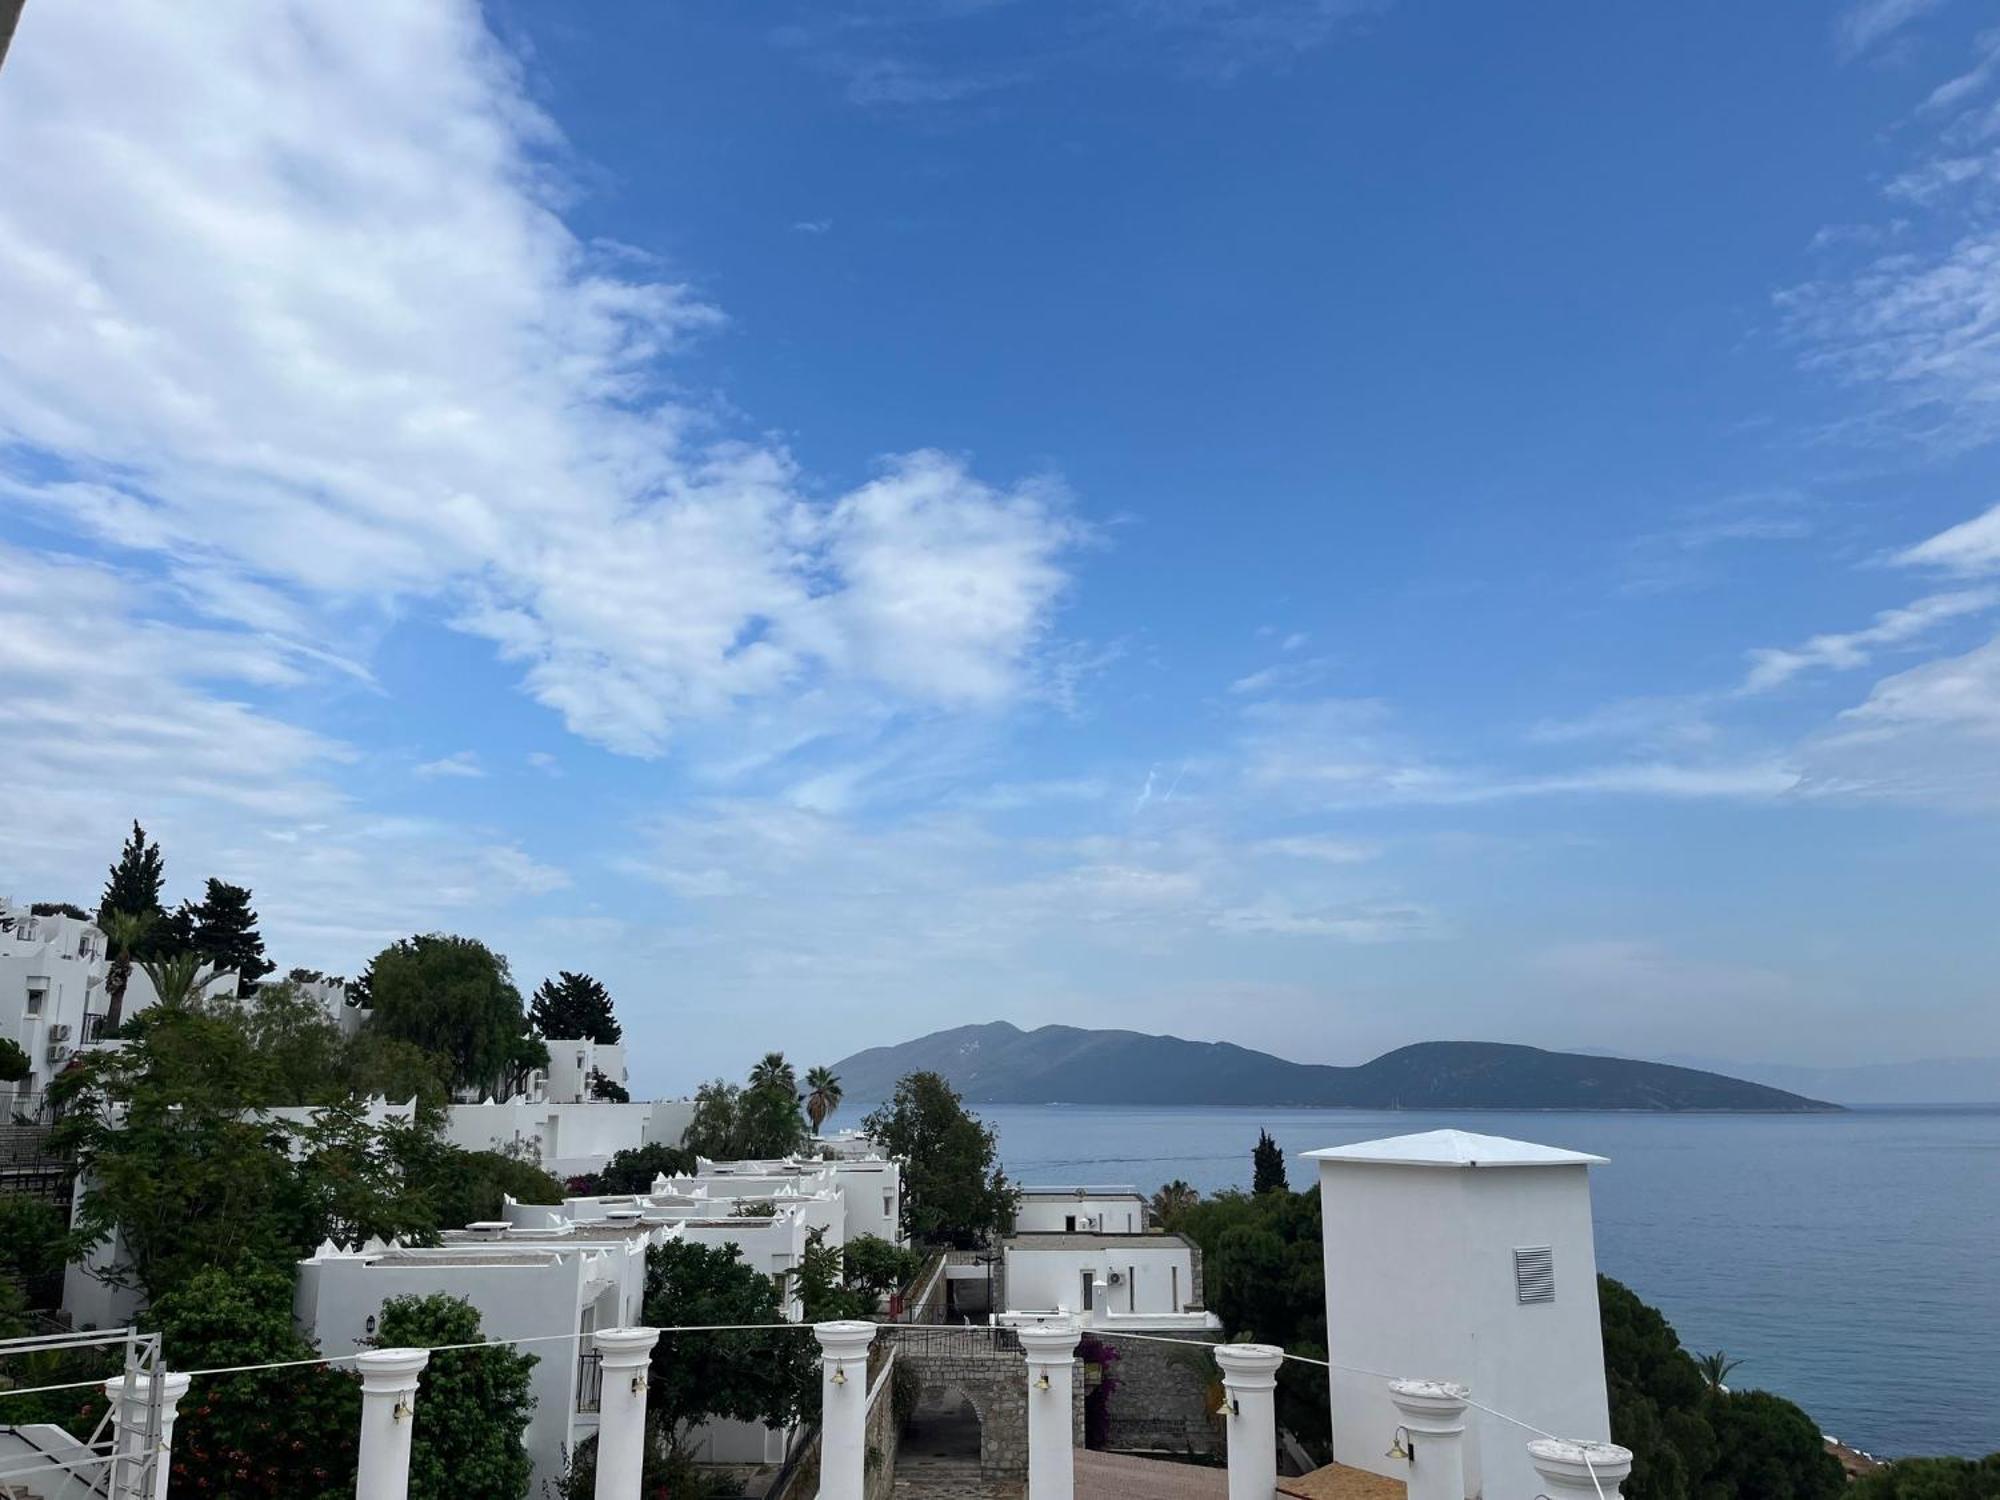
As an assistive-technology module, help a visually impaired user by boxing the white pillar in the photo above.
[1019,1319,1081,1500]
[1388,1379,1470,1500]
[1528,1438,1635,1500]
[592,1327,660,1500]
[814,1320,877,1500]
[101,1371,191,1500]
[354,1348,430,1500]
[1214,1344,1284,1500]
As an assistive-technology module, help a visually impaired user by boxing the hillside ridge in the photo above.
[831,1022,1838,1112]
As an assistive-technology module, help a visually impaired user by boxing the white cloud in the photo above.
[1740,588,1998,693]
[1897,501,2000,572]
[1252,835,1378,863]
[415,751,485,779]
[0,0,1081,760]
[1834,0,1945,60]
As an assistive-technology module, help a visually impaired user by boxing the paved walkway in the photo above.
[1075,1450,1228,1499]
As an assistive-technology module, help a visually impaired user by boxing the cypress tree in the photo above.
[1252,1129,1289,1194]
[526,970,621,1044]
[189,879,274,994]
[97,821,166,928]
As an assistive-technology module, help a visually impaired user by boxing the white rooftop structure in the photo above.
[1302,1129,1608,1170]
[1312,1129,1613,1500]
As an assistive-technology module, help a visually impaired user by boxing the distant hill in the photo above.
[832,1023,1838,1112]
[1646,1052,2000,1106]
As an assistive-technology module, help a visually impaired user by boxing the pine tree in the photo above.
[1252,1129,1289,1194]
[188,879,273,994]
[97,821,166,928]
[526,971,621,1044]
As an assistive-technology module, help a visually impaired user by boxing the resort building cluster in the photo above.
[1,902,1634,1500]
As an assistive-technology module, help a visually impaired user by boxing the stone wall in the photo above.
[1094,1332,1222,1455]
[900,1350,1085,1475]
[864,1351,900,1500]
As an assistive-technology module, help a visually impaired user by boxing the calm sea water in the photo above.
[961,1103,2000,1461]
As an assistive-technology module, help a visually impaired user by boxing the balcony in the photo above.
[575,1348,602,1414]
[80,1012,112,1043]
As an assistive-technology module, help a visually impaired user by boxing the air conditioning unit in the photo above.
[1107,1270,1124,1285]
[47,1023,71,1043]
[45,1042,67,1064]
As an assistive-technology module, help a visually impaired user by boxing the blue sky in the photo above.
[5,0,2000,1090]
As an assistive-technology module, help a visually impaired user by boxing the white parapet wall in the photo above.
[1308,1130,1613,1500]
[441,1097,696,1178]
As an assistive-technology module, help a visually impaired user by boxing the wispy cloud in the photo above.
[791,218,834,235]
[1834,0,1946,61]
[1741,588,1999,693]
[1897,500,2000,572]
[415,751,486,779]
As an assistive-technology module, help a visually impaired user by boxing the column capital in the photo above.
[1389,1378,1471,1436]
[102,1372,193,1409]
[355,1347,431,1393]
[592,1327,660,1370]
[1017,1317,1081,1364]
[813,1319,878,1361]
[1528,1438,1634,1492]
[1214,1343,1284,1390]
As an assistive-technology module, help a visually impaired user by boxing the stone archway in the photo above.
[890,1329,1033,1481]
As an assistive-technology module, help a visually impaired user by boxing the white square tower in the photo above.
[1306,1130,1612,1500]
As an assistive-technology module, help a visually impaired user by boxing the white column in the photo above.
[1388,1379,1470,1500]
[1213,1344,1284,1500]
[814,1320,877,1500]
[101,1371,191,1500]
[591,1327,660,1500]
[1528,1438,1635,1500]
[1019,1319,1081,1500]
[354,1348,430,1500]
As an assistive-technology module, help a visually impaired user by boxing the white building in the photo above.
[1308,1129,1614,1500]
[1,900,239,1118]
[535,1036,629,1104]
[1013,1184,1149,1235]
[685,1152,905,1245]
[999,1229,1218,1334]
[297,1226,658,1495]
[440,1096,696,1179]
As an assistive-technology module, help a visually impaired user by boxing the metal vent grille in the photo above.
[1514,1246,1556,1304]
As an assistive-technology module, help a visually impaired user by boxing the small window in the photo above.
[1171,1265,1180,1311]
[1080,1271,1094,1311]
[1514,1246,1556,1304]
[25,988,46,1016]
[1127,1267,1135,1312]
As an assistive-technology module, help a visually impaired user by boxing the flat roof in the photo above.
[1019,1185,1144,1198]
[1300,1129,1607,1169]
[1005,1230,1190,1251]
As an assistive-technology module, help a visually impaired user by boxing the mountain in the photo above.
[831,1023,1839,1112]
[1648,1053,2000,1106]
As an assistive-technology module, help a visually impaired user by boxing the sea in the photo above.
[965,1102,2000,1461]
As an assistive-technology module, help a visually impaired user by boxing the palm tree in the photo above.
[1695,1350,1741,1393]
[100,909,154,1029]
[804,1066,843,1136]
[138,952,206,1010]
[1149,1179,1199,1228]
[748,1051,797,1095]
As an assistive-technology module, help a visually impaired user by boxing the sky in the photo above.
[4,0,2000,1092]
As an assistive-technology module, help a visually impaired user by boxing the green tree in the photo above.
[641,1239,818,1438]
[1149,1179,1198,1230]
[527,970,621,1043]
[791,1226,866,1321]
[97,820,166,932]
[594,1142,696,1194]
[0,1036,27,1083]
[861,1072,1017,1248]
[1694,1349,1741,1392]
[1849,1454,2000,1499]
[188,878,274,993]
[140,951,207,1008]
[842,1233,922,1312]
[682,1079,743,1158]
[684,1068,808,1160]
[360,935,528,1096]
[150,1264,360,1499]
[748,1051,796,1094]
[805,1065,844,1135]
[1252,1129,1288,1193]
[375,1293,537,1500]
[590,1070,630,1102]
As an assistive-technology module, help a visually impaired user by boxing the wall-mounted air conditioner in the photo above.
[47,1023,71,1043]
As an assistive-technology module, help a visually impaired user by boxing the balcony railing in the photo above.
[575,1348,603,1414]
[81,1011,112,1043]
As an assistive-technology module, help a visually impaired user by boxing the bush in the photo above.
[376,1294,538,1500]
[1849,1454,2000,1499]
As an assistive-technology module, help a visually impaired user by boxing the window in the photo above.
[1127,1267,1135,1312]
[1080,1271,1093,1311]
[1171,1265,1180,1311]
[25,987,45,1016]
[1065,1214,1077,1232]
